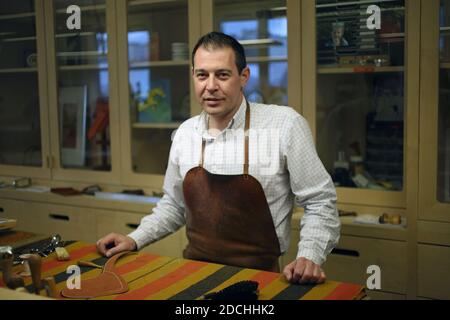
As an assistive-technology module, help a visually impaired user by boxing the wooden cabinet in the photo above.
[323,236,407,295]
[301,0,420,209]
[418,244,450,299]
[419,0,450,222]
[0,0,51,179]
[0,195,187,258]
[284,212,407,299]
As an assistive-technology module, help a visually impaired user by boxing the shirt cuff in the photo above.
[296,246,325,266]
[127,229,152,251]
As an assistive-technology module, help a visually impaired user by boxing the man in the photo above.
[97,32,340,284]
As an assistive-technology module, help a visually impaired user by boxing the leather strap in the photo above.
[201,100,250,175]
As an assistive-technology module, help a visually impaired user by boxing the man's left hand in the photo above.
[283,257,326,284]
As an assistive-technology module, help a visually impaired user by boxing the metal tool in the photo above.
[28,234,62,257]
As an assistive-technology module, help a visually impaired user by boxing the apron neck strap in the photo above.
[200,100,250,175]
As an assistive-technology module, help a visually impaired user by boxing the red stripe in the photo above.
[115,261,207,300]
[42,244,97,272]
[116,254,160,275]
[324,283,364,300]
[250,271,280,289]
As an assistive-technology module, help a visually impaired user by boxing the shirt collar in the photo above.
[195,96,247,138]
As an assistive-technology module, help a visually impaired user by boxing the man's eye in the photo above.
[218,73,230,79]
[196,74,207,79]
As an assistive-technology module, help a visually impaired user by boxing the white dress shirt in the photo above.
[128,98,340,266]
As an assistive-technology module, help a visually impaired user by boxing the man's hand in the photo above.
[283,257,326,284]
[96,233,137,258]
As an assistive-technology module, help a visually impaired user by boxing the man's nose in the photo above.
[206,76,218,91]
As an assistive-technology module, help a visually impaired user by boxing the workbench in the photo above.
[0,235,366,300]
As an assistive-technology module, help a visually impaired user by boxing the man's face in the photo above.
[192,46,250,119]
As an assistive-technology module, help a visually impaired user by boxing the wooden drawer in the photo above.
[418,244,450,299]
[44,204,97,243]
[322,235,407,294]
[0,198,28,229]
[1,199,96,243]
[96,210,184,258]
[366,290,406,300]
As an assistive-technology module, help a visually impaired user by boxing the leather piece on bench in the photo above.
[61,251,130,299]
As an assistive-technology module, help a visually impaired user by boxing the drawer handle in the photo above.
[49,214,70,221]
[331,248,360,257]
[126,223,139,229]
[0,207,4,212]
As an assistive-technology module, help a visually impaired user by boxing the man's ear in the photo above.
[240,66,250,87]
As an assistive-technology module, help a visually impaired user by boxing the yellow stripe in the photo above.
[300,281,341,300]
[121,256,175,283]
[92,259,187,300]
[258,277,290,300]
[148,263,224,300]
[199,269,261,300]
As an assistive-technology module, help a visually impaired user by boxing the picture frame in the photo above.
[59,86,87,167]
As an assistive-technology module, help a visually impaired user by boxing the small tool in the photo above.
[55,247,70,261]
[42,276,58,298]
[77,260,103,269]
[1,246,25,290]
[24,254,42,294]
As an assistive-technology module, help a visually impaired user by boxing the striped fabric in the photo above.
[0,242,365,300]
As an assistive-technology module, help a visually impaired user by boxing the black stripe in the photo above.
[25,256,109,293]
[271,283,315,300]
[168,265,243,300]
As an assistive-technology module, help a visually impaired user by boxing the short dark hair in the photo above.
[191,31,247,74]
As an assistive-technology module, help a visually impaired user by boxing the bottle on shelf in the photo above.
[332,151,353,187]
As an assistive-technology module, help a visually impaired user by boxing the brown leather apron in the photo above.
[182,100,281,272]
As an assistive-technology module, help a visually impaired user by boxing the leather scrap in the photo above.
[61,251,130,299]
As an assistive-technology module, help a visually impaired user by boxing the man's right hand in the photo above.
[96,233,137,258]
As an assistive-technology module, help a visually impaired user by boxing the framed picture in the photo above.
[59,86,87,167]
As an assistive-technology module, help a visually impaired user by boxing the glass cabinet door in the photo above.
[315,0,406,193]
[0,0,47,172]
[125,0,190,176]
[419,0,450,222]
[438,0,450,204]
[50,0,113,172]
[213,0,288,106]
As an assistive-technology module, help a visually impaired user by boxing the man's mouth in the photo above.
[204,97,224,101]
[203,97,225,106]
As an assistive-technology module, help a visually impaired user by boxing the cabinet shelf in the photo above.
[129,60,189,68]
[3,32,100,43]
[246,56,287,63]
[239,38,282,46]
[55,4,106,14]
[58,64,108,71]
[318,66,404,74]
[440,63,450,69]
[0,68,37,74]
[0,12,35,21]
[132,122,182,129]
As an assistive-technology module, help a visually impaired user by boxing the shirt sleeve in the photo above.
[282,112,341,266]
[127,130,187,250]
